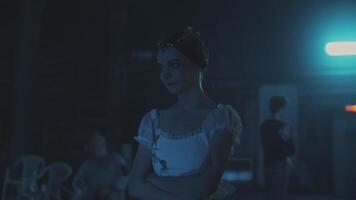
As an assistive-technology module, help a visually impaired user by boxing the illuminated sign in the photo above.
[326,42,356,56]
[345,105,356,112]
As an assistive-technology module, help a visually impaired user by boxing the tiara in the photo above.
[158,26,201,48]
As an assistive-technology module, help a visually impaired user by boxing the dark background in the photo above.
[1,0,356,197]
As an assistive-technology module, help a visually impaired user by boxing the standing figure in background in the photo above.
[72,133,128,200]
[260,96,295,200]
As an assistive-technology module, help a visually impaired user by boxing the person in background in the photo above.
[72,133,128,200]
[260,96,295,200]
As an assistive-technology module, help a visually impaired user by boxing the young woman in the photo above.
[127,27,242,200]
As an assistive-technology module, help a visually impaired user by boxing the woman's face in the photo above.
[157,47,201,95]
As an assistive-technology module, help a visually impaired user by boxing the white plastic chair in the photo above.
[38,162,72,200]
[1,155,45,200]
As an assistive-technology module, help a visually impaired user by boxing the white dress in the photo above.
[134,104,242,177]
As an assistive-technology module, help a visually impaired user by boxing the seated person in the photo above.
[72,133,128,200]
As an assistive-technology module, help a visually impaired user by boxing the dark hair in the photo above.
[269,96,287,114]
[157,27,209,69]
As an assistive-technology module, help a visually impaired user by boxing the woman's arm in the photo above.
[127,144,186,200]
[146,129,234,199]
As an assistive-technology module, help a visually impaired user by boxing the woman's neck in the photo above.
[175,84,211,110]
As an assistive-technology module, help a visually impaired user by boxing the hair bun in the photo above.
[158,27,209,69]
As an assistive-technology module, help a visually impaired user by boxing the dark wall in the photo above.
[2,0,356,193]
